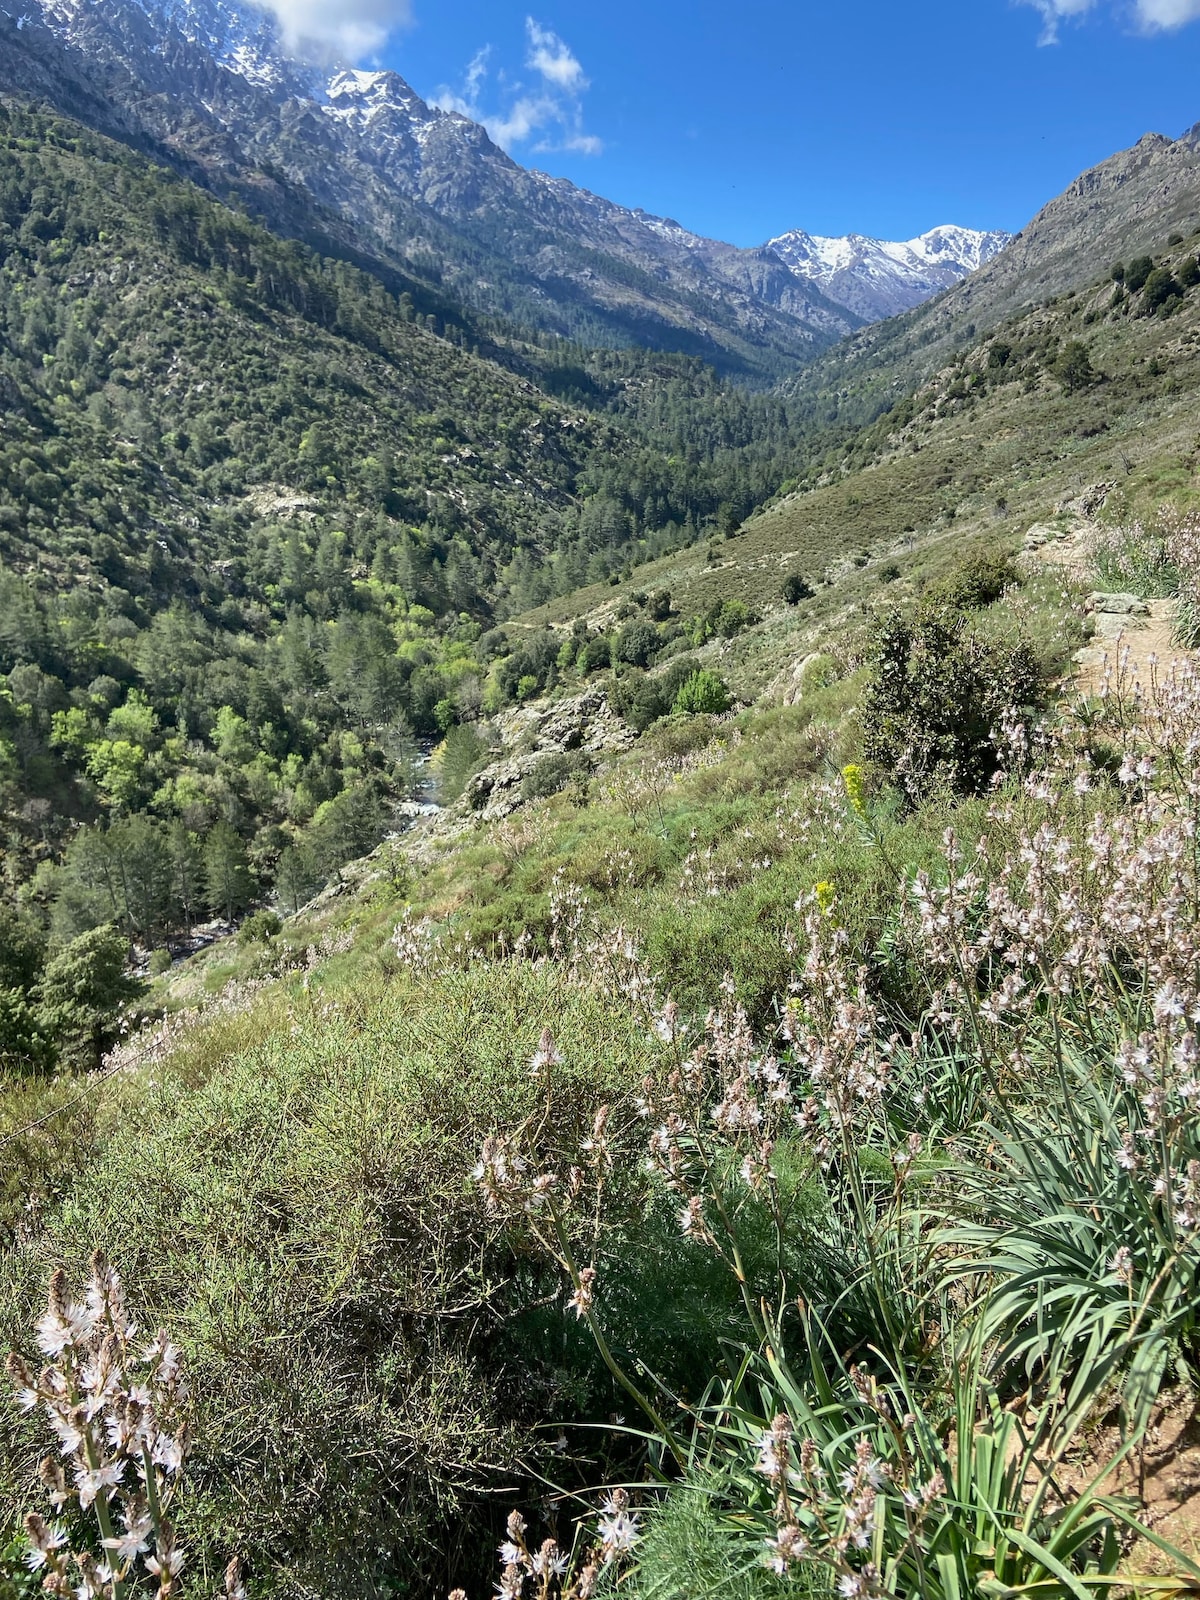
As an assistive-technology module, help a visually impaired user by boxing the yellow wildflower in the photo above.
[842,763,867,818]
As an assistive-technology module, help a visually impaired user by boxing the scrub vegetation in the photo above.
[4,90,1200,1600]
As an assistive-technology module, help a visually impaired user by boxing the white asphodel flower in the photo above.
[101,1508,153,1564]
[24,1520,68,1570]
[597,1508,639,1558]
[528,1027,563,1074]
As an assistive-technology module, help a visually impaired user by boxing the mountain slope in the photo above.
[522,224,1200,646]
[0,0,862,378]
[766,224,1012,319]
[774,121,1200,453]
[0,101,867,933]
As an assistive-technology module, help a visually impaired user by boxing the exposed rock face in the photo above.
[950,130,1200,322]
[464,685,636,821]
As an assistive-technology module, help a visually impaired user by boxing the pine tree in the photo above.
[203,822,254,923]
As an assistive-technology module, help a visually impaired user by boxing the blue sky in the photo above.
[275,0,1200,245]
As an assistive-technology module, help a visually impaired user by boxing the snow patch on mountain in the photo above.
[766,225,1012,319]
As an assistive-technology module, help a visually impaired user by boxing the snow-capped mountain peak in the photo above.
[12,0,1007,367]
[766,224,1012,320]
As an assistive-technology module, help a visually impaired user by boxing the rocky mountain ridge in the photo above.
[777,118,1200,437]
[0,0,1008,378]
[766,224,1012,320]
[0,0,857,377]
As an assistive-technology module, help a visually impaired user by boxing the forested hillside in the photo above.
[0,0,861,381]
[0,100,831,1008]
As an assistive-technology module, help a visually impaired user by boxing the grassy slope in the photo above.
[521,239,1200,667]
[0,556,1085,1593]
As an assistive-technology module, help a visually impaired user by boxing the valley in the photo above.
[3,5,1200,1597]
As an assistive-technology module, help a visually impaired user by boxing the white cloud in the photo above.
[1135,0,1200,24]
[525,19,587,90]
[434,46,492,117]
[258,0,412,60]
[1023,0,1094,43]
[432,17,603,155]
[1021,0,1200,40]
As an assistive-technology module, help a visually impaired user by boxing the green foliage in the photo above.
[579,635,613,674]
[623,1482,799,1599]
[606,657,703,733]
[1142,265,1182,314]
[1125,255,1155,292]
[202,822,254,922]
[684,598,758,646]
[924,550,1018,611]
[521,752,592,802]
[947,1060,1200,1436]
[34,925,139,1070]
[0,1536,38,1600]
[1050,338,1097,392]
[436,723,491,803]
[673,670,732,716]
[0,965,657,1596]
[862,607,1040,804]
[781,571,814,605]
[237,910,283,945]
[614,619,661,668]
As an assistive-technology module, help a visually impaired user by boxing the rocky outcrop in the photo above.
[463,685,635,821]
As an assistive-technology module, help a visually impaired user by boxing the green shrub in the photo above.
[608,658,702,733]
[1142,265,1182,314]
[862,609,1040,805]
[683,599,758,646]
[781,571,814,605]
[925,551,1018,611]
[148,948,173,975]
[580,635,613,674]
[521,751,592,802]
[614,620,660,668]
[673,670,732,716]
[237,910,282,945]
[1125,255,1155,292]
[1050,339,1096,392]
[622,1478,797,1599]
[0,966,658,1597]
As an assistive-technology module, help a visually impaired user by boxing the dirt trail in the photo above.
[1024,521,1197,696]
[1072,597,1191,698]
[1055,1392,1200,1576]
